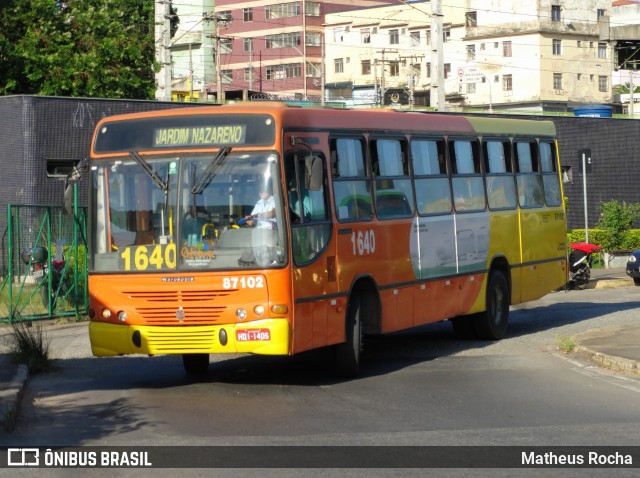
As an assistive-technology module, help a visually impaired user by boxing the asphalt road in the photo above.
[2,285,640,477]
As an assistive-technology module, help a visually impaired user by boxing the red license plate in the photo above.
[236,329,271,342]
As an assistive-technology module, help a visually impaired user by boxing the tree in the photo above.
[0,0,157,99]
[596,200,640,251]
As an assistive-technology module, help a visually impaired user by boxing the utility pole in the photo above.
[375,49,398,106]
[321,38,325,106]
[206,12,231,104]
[155,0,172,101]
[430,0,445,111]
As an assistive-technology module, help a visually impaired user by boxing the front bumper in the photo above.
[626,264,640,279]
[89,319,290,357]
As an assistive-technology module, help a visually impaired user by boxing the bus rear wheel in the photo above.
[333,294,363,378]
[473,270,510,340]
[182,353,210,376]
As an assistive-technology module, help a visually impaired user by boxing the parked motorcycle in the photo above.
[568,241,602,289]
[21,241,70,308]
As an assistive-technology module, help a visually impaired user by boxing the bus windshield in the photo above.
[90,151,287,273]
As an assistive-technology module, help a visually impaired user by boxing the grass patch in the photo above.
[557,335,576,354]
[5,318,51,374]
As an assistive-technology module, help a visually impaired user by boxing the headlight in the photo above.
[630,255,638,263]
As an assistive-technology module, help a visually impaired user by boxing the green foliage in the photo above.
[0,0,157,98]
[595,200,640,251]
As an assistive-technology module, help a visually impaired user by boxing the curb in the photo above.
[0,364,29,432]
[574,345,640,376]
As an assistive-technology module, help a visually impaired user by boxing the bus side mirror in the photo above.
[305,155,323,191]
[62,180,74,216]
[62,159,86,216]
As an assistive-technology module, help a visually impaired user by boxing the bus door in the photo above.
[284,147,339,353]
[515,139,565,302]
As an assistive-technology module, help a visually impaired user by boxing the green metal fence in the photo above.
[1,198,87,322]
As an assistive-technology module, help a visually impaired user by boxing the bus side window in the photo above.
[371,138,414,219]
[412,138,451,215]
[483,140,516,210]
[450,139,485,212]
[331,137,372,221]
[286,151,331,264]
[515,141,544,208]
[540,141,562,207]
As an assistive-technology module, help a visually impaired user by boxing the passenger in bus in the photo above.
[245,180,277,229]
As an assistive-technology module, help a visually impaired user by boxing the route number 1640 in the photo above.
[350,229,376,256]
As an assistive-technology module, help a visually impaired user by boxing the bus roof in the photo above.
[92,103,556,155]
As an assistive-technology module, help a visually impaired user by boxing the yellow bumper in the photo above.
[89,319,290,357]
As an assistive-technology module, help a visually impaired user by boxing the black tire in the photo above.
[40,281,51,308]
[634,278,640,286]
[473,270,510,340]
[182,353,210,376]
[451,315,478,340]
[333,294,363,378]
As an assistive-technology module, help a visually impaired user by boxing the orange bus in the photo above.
[84,103,567,376]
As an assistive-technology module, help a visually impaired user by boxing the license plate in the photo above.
[33,269,44,279]
[236,329,271,342]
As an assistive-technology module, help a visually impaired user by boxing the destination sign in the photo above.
[153,125,247,147]
[93,113,275,154]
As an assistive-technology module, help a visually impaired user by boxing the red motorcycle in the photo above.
[21,243,69,308]
[568,242,602,289]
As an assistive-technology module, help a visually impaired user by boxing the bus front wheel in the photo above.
[182,353,210,376]
[473,270,510,340]
[333,294,363,378]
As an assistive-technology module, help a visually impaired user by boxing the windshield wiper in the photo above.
[129,151,168,192]
[191,146,232,195]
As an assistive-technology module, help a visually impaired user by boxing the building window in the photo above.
[244,68,253,82]
[466,11,477,27]
[306,32,321,46]
[553,73,562,90]
[334,58,344,74]
[266,63,301,80]
[467,82,476,94]
[389,29,399,45]
[597,9,606,20]
[222,69,232,84]
[551,5,561,22]
[361,28,371,44]
[306,62,321,77]
[265,32,301,49]
[305,1,320,16]
[243,38,253,53]
[389,61,400,77]
[243,8,253,22]
[552,39,561,55]
[444,63,451,79]
[598,42,607,59]
[410,31,420,47]
[220,39,232,54]
[599,75,608,92]
[426,62,431,78]
[334,27,345,43]
[577,40,582,48]
[425,29,430,46]
[467,44,476,61]
[443,27,450,42]
[265,2,300,19]
[503,41,512,57]
[503,74,512,91]
[577,73,582,80]
[361,60,371,75]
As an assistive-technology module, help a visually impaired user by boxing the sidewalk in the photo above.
[1,268,638,431]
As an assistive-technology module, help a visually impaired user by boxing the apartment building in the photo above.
[170,0,217,101]
[324,0,615,111]
[209,0,396,101]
